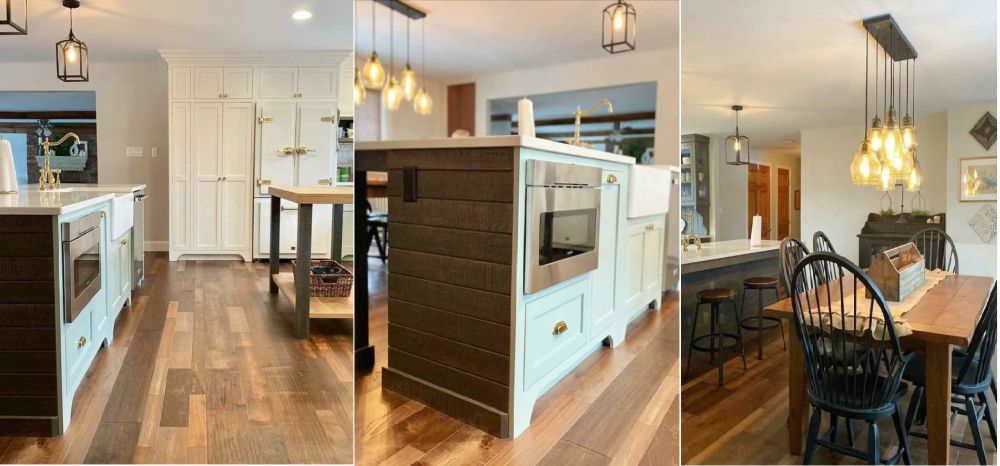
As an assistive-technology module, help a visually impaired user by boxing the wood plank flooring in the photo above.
[356,254,681,465]
[0,253,353,464]
[682,335,997,465]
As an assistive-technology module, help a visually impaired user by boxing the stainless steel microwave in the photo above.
[524,160,603,294]
[62,211,102,323]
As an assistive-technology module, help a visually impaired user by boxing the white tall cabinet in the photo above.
[162,51,352,262]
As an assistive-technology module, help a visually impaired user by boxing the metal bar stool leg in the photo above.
[710,303,718,364]
[714,303,724,385]
[731,300,747,370]
[756,288,764,360]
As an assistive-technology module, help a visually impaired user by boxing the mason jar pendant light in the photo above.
[382,7,403,111]
[400,17,418,101]
[0,0,28,35]
[56,0,88,83]
[602,0,636,54]
[413,19,433,115]
[850,32,881,185]
[724,105,750,165]
[361,0,386,89]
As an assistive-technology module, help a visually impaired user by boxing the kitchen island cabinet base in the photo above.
[382,366,510,437]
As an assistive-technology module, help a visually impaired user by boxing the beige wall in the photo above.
[1,61,170,249]
[946,102,997,277]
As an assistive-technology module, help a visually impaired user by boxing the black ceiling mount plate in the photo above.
[375,0,426,20]
[863,14,918,61]
[62,0,80,8]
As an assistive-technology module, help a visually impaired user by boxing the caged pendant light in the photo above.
[0,0,27,35]
[602,0,636,54]
[361,0,386,89]
[724,105,750,165]
[56,0,88,83]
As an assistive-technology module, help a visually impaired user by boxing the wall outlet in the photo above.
[126,146,144,158]
[151,147,158,158]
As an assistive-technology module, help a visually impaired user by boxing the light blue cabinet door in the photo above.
[524,277,590,390]
[590,170,622,338]
[623,221,646,312]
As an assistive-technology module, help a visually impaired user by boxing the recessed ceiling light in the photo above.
[292,10,312,21]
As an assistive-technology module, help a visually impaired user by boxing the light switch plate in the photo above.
[126,146,144,158]
[151,147,158,158]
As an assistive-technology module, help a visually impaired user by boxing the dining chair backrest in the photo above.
[955,282,997,391]
[780,237,811,296]
[813,231,836,254]
[790,252,911,411]
[909,228,959,274]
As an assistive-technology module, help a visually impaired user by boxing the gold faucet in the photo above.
[570,99,613,148]
[39,133,80,190]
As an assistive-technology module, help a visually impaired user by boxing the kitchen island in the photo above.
[680,239,783,380]
[0,183,144,436]
[356,136,671,438]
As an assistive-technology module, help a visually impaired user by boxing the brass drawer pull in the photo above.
[256,178,272,186]
[77,336,87,348]
[607,174,618,184]
[553,321,568,335]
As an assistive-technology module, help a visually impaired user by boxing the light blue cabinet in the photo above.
[590,169,623,339]
[107,229,132,326]
[523,276,591,390]
[623,216,665,320]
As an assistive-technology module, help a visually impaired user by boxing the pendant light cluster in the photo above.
[356,0,431,116]
[851,15,920,192]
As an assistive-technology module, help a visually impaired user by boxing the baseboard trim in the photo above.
[382,366,509,438]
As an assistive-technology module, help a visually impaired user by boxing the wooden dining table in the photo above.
[763,273,996,465]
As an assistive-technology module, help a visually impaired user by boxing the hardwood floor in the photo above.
[356,254,681,465]
[0,253,353,464]
[682,335,998,465]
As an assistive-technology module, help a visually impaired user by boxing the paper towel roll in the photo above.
[517,97,535,138]
[0,140,17,194]
[749,215,762,246]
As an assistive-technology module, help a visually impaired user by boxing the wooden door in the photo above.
[747,164,771,239]
[777,167,790,240]
[447,83,476,136]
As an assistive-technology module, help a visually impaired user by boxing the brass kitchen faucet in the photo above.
[570,99,613,148]
[39,133,81,190]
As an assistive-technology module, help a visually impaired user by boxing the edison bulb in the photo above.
[383,76,403,111]
[850,140,881,186]
[879,166,893,191]
[733,139,741,153]
[361,52,386,89]
[353,73,366,106]
[907,163,922,191]
[869,126,883,152]
[612,7,625,30]
[414,87,433,115]
[65,45,78,64]
[400,65,418,101]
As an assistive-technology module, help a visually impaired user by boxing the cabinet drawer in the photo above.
[63,307,93,386]
[524,278,589,389]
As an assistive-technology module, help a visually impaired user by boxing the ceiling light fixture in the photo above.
[602,0,636,54]
[0,0,27,35]
[361,0,386,89]
[851,32,881,186]
[56,0,88,83]
[724,105,750,166]
[400,17,417,101]
[292,10,312,21]
[413,18,432,115]
[382,6,403,111]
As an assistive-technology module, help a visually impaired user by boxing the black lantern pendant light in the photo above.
[0,0,28,35]
[56,0,88,83]
[602,0,636,54]
[724,105,750,165]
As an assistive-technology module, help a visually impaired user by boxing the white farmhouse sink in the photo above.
[627,164,674,218]
[110,192,134,239]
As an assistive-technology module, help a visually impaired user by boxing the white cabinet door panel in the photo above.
[169,103,191,250]
[194,180,220,250]
[296,102,336,187]
[172,180,189,249]
[170,66,192,99]
[297,67,338,99]
[624,223,645,310]
[258,67,298,99]
[591,174,621,338]
[221,180,249,251]
[224,67,253,99]
[642,222,664,294]
[193,67,224,99]
[222,103,253,179]
[192,103,223,250]
[257,102,297,195]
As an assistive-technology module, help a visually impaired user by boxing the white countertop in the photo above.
[356,135,635,165]
[681,239,783,265]
[0,183,146,215]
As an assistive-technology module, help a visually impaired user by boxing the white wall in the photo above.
[383,76,448,140]
[0,61,170,248]
[946,103,997,277]
[466,47,680,166]
[801,110,952,263]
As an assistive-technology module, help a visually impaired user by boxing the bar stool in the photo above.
[739,276,785,360]
[686,288,746,386]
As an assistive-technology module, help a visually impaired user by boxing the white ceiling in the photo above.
[0,0,353,62]
[355,0,679,81]
[682,0,997,151]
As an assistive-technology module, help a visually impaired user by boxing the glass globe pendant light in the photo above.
[413,20,433,115]
[382,8,403,111]
[353,71,366,106]
[361,1,385,89]
[851,34,881,186]
[900,60,917,153]
[400,18,418,101]
[906,151,923,191]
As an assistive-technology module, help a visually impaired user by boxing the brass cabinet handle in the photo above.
[646,223,655,231]
[77,336,87,348]
[256,178,272,186]
[280,147,296,155]
[223,93,229,98]
[222,176,227,181]
[280,206,298,212]
[99,211,106,218]
[295,147,316,155]
[318,178,332,186]
[553,321,568,335]
[120,239,128,246]
[607,174,618,184]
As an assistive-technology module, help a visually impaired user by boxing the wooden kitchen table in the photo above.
[763,273,996,464]
[267,185,353,339]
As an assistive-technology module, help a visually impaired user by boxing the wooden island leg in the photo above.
[354,171,375,370]
[269,195,280,294]
[925,341,953,464]
[787,318,808,455]
[332,204,344,261]
[295,203,313,339]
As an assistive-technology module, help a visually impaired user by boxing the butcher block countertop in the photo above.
[267,186,353,204]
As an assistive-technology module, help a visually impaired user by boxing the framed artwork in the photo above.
[959,157,998,202]
[969,112,997,150]
[794,189,801,210]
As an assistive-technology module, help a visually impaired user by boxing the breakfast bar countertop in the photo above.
[356,135,636,165]
[0,183,148,215]
[681,239,782,266]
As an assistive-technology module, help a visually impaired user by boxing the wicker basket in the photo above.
[292,259,354,298]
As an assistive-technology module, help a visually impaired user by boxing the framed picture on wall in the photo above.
[959,157,998,202]
[794,189,801,210]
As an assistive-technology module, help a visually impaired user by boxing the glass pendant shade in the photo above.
[878,165,894,192]
[353,72,366,106]
[383,76,403,111]
[55,12,88,82]
[413,87,433,115]
[901,115,917,153]
[868,117,883,152]
[602,0,636,54]
[361,52,386,89]
[850,140,882,186]
[906,157,922,192]
[400,64,418,101]
[881,110,903,165]
[0,0,27,35]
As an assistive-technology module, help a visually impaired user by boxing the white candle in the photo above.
[0,140,18,193]
[517,97,535,138]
